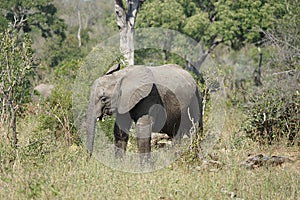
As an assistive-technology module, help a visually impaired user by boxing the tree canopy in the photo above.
[137,0,287,51]
[0,0,66,38]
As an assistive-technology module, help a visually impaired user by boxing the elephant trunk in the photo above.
[86,101,97,157]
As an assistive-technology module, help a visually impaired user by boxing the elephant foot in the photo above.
[139,153,152,168]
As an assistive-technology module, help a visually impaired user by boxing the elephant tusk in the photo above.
[97,116,102,122]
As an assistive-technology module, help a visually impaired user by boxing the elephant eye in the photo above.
[100,96,107,103]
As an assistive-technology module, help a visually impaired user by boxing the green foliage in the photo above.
[212,0,285,49]
[0,0,66,38]
[180,131,205,164]
[0,0,70,70]
[38,83,75,143]
[135,49,186,66]
[138,0,185,30]
[43,28,89,67]
[0,141,16,172]
[137,0,287,51]
[0,24,34,145]
[38,59,81,144]
[264,0,300,70]
[0,25,33,103]
[0,15,9,33]
[183,12,210,42]
[98,117,115,143]
[53,59,82,79]
[0,125,67,198]
[243,87,299,145]
[241,3,300,145]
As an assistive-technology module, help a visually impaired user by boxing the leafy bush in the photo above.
[243,85,299,145]
[38,83,75,143]
[0,24,34,146]
[98,116,115,143]
[37,59,81,145]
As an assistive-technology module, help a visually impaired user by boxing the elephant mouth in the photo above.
[103,107,113,115]
[97,108,113,121]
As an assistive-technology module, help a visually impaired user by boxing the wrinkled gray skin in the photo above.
[86,64,202,163]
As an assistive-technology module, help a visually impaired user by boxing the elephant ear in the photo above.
[105,63,120,75]
[113,66,154,114]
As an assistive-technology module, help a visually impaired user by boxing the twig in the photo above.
[260,28,300,52]
[187,107,197,146]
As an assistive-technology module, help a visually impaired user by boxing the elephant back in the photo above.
[148,64,198,110]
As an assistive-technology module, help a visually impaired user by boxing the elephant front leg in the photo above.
[136,115,152,165]
[114,122,129,159]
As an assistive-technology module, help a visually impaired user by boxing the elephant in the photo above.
[86,63,202,163]
[34,83,54,97]
[32,83,54,102]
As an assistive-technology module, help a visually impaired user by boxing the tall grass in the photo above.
[1,108,299,200]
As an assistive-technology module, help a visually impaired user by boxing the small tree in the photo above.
[0,24,33,147]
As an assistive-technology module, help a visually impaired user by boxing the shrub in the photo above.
[243,84,299,145]
[0,24,34,146]
[98,116,115,143]
[38,83,76,144]
[37,59,81,145]
[244,0,300,146]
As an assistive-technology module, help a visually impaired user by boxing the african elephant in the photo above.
[86,64,202,163]
[32,83,54,103]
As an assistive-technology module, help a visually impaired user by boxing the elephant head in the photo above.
[86,64,155,156]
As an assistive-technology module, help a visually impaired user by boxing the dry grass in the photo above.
[0,108,299,200]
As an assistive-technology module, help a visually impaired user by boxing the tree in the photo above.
[0,0,66,38]
[135,0,186,64]
[44,26,90,67]
[262,0,300,70]
[0,0,68,69]
[114,0,145,65]
[137,0,286,68]
[0,24,33,147]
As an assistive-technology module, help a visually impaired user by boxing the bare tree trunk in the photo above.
[115,0,144,65]
[120,26,134,65]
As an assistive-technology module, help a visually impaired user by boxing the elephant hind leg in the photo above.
[136,115,152,165]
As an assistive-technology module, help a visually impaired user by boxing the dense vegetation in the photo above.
[0,0,299,199]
